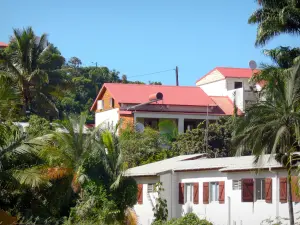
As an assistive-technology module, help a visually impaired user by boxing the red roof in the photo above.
[0,42,8,48]
[210,96,243,115]
[196,67,260,83]
[91,83,216,111]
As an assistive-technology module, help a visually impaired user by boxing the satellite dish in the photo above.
[249,60,257,70]
[135,122,145,133]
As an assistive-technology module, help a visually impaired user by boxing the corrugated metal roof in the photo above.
[125,154,282,176]
[210,96,243,115]
[125,154,206,176]
[196,67,260,83]
[91,83,216,111]
[174,155,281,172]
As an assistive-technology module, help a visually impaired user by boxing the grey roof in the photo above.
[125,154,283,177]
[175,155,281,172]
[125,154,206,176]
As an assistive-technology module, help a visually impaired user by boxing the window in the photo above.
[256,178,265,200]
[234,81,243,89]
[109,98,114,108]
[144,118,159,129]
[148,183,155,193]
[185,183,193,203]
[210,182,219,202]
[233,180,241,190]
[97,100,104,110]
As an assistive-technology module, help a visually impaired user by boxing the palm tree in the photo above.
[0,27,58,117]
[100,128,125,190]
[33,113,98,193]
[249,0,300,46]
[233,63,300,225]
[0,74,20,121]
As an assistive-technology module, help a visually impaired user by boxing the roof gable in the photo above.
[196,67,260,85]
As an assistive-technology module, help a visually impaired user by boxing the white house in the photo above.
[196,67,262,112]
[126,154,300,225]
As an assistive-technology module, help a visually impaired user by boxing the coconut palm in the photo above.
[100,128,125,190]
[233,63,300,225]
[0,27,58,117]
[249,0,300,46]
[31,113,99,193]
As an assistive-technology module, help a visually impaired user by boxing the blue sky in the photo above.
[1,0,299,86]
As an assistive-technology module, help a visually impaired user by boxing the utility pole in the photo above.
[175,66,179,86]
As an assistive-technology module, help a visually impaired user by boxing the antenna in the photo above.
[175,66,179,86]
[135,123,145,133]
[249,60,257,70]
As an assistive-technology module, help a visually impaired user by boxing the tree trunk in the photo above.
[287,169,295,225]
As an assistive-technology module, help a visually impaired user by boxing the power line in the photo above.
[127,69,175,78]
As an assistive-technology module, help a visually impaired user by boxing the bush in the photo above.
[152,213,212,225]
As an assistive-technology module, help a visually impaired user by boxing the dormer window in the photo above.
[234,82,243,89]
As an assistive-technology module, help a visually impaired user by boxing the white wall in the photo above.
[198,80,227,96]
[133,176,160,225]
[132,170,300,225]
[227,88,244,112]
[95,108,119,129]
[226,78,251,91]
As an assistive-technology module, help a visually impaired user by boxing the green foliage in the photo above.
[152,182,168,222]
[65,181,121,225]
[152,213,212,225]
[249,0,300,46]
[27,115,52,137]
[119,127,173,168]
[172,117,234,157]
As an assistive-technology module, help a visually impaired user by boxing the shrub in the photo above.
[152,213,212,225]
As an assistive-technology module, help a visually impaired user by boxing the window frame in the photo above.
[234,81,243,89]
[184,183,194,203]
[209,182,219,202]
[147,183,155,193]
[232,180,241,190]
[255,178,265,200]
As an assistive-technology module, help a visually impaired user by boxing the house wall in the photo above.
[198,80,227,96]
[133,176,160,225]
[95,108,119,129]
[196,70,224,86]
[96,88,120,112]
[225,78,251,91]
[132,170,300,225]
[120,114,134,130]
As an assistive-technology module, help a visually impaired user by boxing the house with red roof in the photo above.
[196,67,262,112]
[90,67,261,132]
[0,42,8,49]
[91,83,240,133]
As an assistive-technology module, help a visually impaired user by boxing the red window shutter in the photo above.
[279,177,287,203]
[291,176,300,202]
[179,183,184,204]
[265,178,272,203]
[219,181,225,204]
[203,182,209,204]
[193,183,199,204]
[241,179,254,202]
[137,184,143,204]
